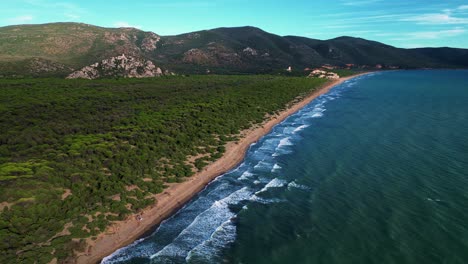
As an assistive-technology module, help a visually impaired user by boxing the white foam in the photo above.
[256,178,288,195]
[272,137,294,156]
[101,237,148,263]
[271,164,282,173]
[264,178,287,189]
[272,147,293,157]
[150,187,252,260]
[238,171,254,180]
[185,219,237,262]
[288,181,311,191]
[250,195,286,204]
[311,112,324,118]
[253,160,274,172]
[427,197,443,203]
[293,124,309,133]
[278,137,293,148]
[282,126,299,135]
[301,106,326,119]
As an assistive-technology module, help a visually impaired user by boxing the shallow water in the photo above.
[103,70,468,264]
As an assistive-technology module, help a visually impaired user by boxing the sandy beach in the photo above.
[75,73,370,264]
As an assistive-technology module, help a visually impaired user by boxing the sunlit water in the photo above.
[103,70,468,264]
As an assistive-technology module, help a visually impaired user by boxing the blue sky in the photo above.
[2,0,468,48]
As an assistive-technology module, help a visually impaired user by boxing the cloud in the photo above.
[408,28,465,39]
[7,15,34,24]
[401,13,468,24]
[340,0,381,6]
[143,1,216,8]
[114,21,141,29]
[388,28,466,40]
[21,0,86,21]
[64,13,80,20]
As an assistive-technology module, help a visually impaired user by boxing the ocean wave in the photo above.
[185,219,237,263]
[311,112,324,118]
[288,181,311,191]
[278,137,293,147]
[255,178,288,195]
[272,148,293,157]
[271,163,282,173]
[293,124,309,133]
[150,187,252,260]
[238,171,254,180]
[253,160,275,172]
[250,195,286,204]
[101,237,148,263]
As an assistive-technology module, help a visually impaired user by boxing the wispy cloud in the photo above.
[21,0,86,21]
[114,21,142,29]
[7,15,34,24]
[401,13,468,25]
[387,28,466,40]
[64,13,80,20]
[143,1,217,8]
[340,0,381,6]
[409,28,465,39]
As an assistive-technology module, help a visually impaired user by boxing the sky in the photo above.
[1,0,468,48]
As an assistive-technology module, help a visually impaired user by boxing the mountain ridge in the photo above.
[0,22,467,77]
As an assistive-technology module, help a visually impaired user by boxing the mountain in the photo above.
[0,22,467,77]
[0,22,160,76]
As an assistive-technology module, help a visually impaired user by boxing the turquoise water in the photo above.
[103,70,468,264]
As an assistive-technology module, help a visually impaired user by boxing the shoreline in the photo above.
[76,72,371,264]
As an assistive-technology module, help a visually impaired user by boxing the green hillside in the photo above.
[0,23,160,76]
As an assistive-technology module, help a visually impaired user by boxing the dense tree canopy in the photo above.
[0,75,326,263]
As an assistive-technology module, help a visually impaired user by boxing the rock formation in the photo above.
[67,54,166,79]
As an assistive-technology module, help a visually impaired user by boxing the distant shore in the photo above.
[75,72,371,264]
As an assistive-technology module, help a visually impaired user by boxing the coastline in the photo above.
[76,72,371,264]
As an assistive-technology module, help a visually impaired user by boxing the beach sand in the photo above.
[75,73,370,264]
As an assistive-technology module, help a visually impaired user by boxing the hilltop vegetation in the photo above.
[0,75,326,263]
[0,22,160,76]
[1,23,468,77]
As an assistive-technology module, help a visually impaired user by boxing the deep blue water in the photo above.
[103,70,468,264]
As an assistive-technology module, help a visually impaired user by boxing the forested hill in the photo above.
[0,23,468,76]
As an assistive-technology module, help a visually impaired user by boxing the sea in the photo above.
[102,70,468,264]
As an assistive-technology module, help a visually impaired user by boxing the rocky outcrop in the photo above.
[67,54,166,79]
[243,47,258,56]
[102,30,161,56]
[141,32,161,52]
[183,49,214,64]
